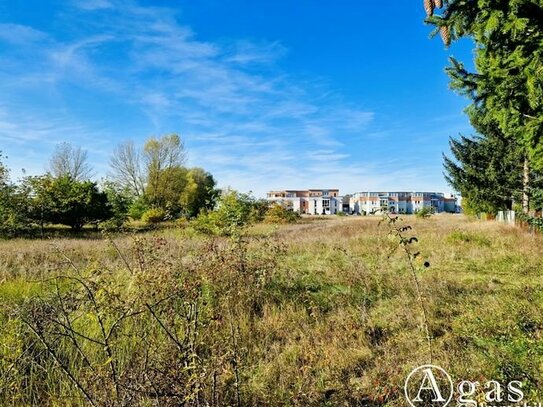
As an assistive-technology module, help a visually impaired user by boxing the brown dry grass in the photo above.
[1,214,542,406]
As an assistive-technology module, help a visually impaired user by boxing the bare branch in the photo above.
[48,142,94,181]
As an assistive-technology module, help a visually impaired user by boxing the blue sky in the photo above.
[0,0,475,197]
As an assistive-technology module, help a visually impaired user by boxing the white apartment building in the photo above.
[267,189,459,215]
[266,189,345,215]
[350,191,458,215]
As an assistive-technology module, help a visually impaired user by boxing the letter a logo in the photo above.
[413,368,446,402]
[404,365,453,407]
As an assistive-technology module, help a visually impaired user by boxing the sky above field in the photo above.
[0,0,475,197]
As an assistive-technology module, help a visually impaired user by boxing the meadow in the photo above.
[0,214,542,406]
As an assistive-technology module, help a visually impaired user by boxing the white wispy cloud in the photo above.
[0,0,454,196]
[73,0,114,11]
[225,40,288,66]
[0,23,48,44]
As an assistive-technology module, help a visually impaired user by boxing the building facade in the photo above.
[266,189,344,215]
[267,189,459,215]
[349,191,458,214]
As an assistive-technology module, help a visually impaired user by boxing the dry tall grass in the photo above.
[1,214,542,406]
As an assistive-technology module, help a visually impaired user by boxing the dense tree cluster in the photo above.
[0,134,219,235]
[426,0,543,215]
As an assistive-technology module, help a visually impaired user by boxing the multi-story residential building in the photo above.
[349,191,458,214]
[266,189,344,215]
[266,189,459,215]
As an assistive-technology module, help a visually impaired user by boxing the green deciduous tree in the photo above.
[146,165,188,216]
[144,166,219,219]
[27,175,112,230]
[101,181,133,229]
[0,153,32,235]
[179,168,218,218]
[143,134,186,208]
[109,135,218,220]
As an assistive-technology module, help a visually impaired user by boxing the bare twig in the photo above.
[21,318,98,407]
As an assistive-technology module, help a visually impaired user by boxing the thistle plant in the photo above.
[380,211,433,363]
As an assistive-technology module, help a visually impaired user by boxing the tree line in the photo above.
[0,134,219,234]
[425,0,543,216]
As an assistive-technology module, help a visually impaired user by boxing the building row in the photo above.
[266,189,459,215]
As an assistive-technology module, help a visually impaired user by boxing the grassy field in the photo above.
[1,214,542,406]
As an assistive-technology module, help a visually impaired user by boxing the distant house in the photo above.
[266,189,344,215]
[350,191,459,214]
[266,189,459,215]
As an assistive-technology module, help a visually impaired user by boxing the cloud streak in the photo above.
[0,0,455,196]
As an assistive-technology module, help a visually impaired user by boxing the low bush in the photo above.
[191,190,254,236]
[264,205,301,224]
[128,198,149,220]
[415,206,433,219]
[517,212,543,232]
[141,207,166,224]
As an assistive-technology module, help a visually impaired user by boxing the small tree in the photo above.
[250,199,270,223]
[0,153,32,235]
[179,168,218,218]
[28,175,112,230]
[101,181,133,229]
[128,197,149,221]
[141,208,166,224]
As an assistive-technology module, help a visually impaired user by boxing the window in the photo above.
[323,199,330,207]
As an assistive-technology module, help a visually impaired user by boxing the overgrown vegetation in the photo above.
[0,135,291,238]
[415,206,433,219]
[0,134,220,236]
[516,211,543,233]
[263,204,301,224]
[190,191,292,236]
[1,215,542,405]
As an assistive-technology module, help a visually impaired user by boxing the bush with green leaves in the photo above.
[128,197,149,220]
[0,153,33,236]
[101,182,133,230]
[415,206,433,219]
[141,208,166,224]
[516,212,543,233]
[264,204,301,224]
[191,190,255,236]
